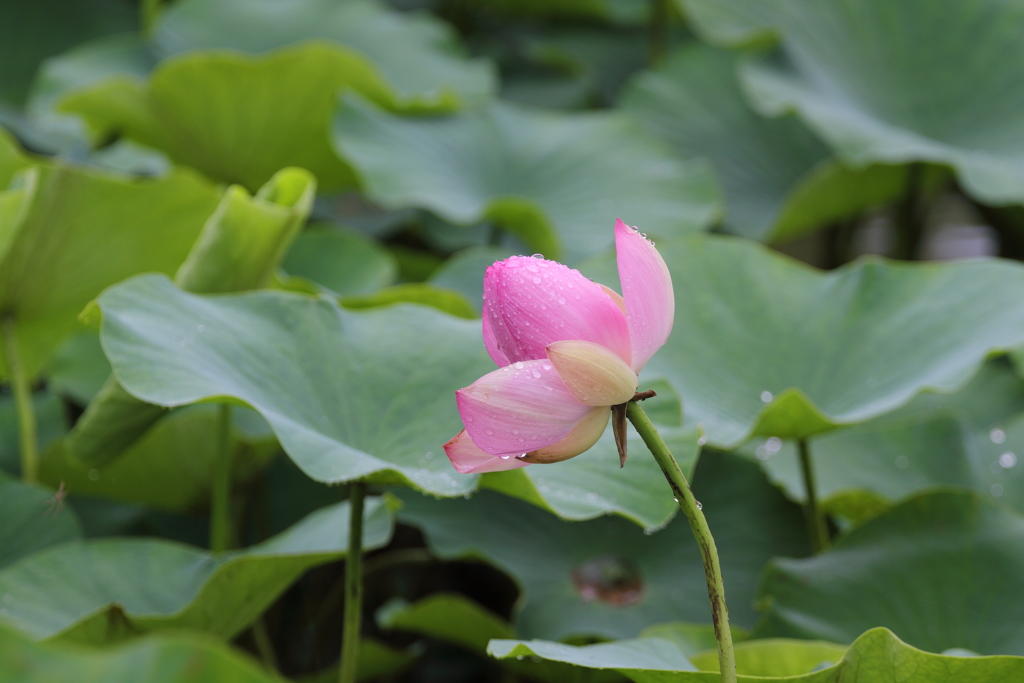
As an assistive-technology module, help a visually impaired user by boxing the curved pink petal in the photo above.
[482,312,510,367]
[456,358,591,456]
[615,219,675,372]
[519,406,610,463]
[483,256,631,365]
[444,429,530,474]
[545,340,637,406]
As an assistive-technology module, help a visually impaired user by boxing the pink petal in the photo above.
[545,340,637,406]
[519,407,610,463]
[482,312,510,367]
[456,359,591,456]
[483,256,631,365]
[444,429,530,474]
[615,219,675,372]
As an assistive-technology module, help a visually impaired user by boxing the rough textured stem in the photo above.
[209,404,234,552]
[251,617,278,671]
[625,401,736,683]
[141,0,160,35]
[648,0,670,65]
[1,315,37,482]
[339,482,366,683]
[895,162,926,260]
[798,438,830,553]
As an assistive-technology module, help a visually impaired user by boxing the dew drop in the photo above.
[485,429,494,435]
[514,362,525,369]
[695,501,703,511]
[532,276,542,284]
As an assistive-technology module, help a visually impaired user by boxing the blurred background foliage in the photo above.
[4,0,1024,681]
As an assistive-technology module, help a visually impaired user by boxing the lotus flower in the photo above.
[444,219,674,474]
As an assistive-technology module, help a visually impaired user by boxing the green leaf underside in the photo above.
[398,451,807,639]
[331,96,722,264]
[489,626,1024,682]
[95,274,493,495]
[689,638,847,676]
[755,360,1024,515]
[0,476,81,570]
[0,158,221,380]
[647,234,1024,447]
[623,44,905,243]
[0,496,393,643]
[757,490,1024,655]
[379,592,513,652]
[40,405,279,512]
[732,0,1024,205]
[0,622,286,683]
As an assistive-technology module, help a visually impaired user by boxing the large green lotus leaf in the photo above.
[0,158,221,381]
[0,622,288,683]
[757,490,1024,655]
[154,0,493,105]
[729,0,1024,205]
[339,283,478,320]
[378,592,626,683]
[0,0,136,107]
[39,405,279,512]
[454,0,646,24]
[398,451,807,639]
[689,639,846,676]
[94,274,493,495]
[489,627,1024,682]
[0,475,81,570]
[282,226,397,296]
[59,44,399,192]
[645,234,1024,448]
[623,44,905,243]
[674,0,779,46]
[331,97,722,263]
[0,496,393,644]
[755,361,1024,515]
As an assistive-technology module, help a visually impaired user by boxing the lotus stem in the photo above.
[209,403,233,552]
[625,400,736,683]
[1,314,38,483]
[797,438,830,553]
[339,481,366,683]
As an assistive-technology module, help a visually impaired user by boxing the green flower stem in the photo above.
[209,403,233,553]
[625,400,736,683]
[798,438,830,554]
[648,0,670,65]
[141,0,161,35]
[339,481,366,683]
[1,315,38,483]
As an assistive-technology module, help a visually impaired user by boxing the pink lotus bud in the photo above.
[444,220,674,473]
